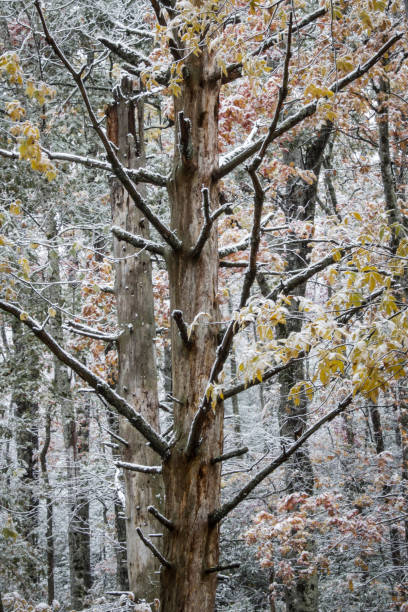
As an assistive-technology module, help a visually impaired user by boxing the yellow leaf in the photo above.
[10,200,21,215]
[48,307,57,318]
[25,80,35,98]
[332,249,342,262]
[20,312,28,321]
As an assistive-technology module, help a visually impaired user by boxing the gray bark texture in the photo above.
[107,78,163,601]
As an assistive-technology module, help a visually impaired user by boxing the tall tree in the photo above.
[0,1,406,610]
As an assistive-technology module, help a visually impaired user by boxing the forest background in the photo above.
[1,0,408,611]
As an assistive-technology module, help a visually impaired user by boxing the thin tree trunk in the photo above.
[107,411,130,591]
[375,75,407,599]
[70,399,92,603]
[107,78,163,601]
[228,295,241,440]
[11,320,40,587]
[39,410,55,605]
[46,213,92,609]
[274,126,332,612]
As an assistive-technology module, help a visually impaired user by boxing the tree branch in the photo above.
[65,320,119,342]
[239,170,264,307]
[248,11,292,173]
[219,214,277,258]
[116,461,162,474]
[172,310,193,348]
[136,527,172,568]
[215,31,403,180]
[190,187,216,257]
[223,358,304,401]
[220,7,326,84]
[34,0,181,251]
[0,299,170,459]
[205,563,240,573]
[0,147,168,186]
[209,394,353,524]
[99,37,152,67]
[211,447,248,464]
[266,246,352,301]
[148,505,175,531]
[112,226,166,256]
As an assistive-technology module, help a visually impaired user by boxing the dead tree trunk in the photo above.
[107,79,163,601]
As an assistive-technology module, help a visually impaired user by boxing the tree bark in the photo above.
[11,319,40,586]
[46,213,92,609]
[274,126,331,612]
[107,78,163,601]
[158,48,223,611]
[39,410,55,605]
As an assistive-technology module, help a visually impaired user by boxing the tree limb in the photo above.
[99,37,152,67]
[0,147,169,186]
[209,394,353,524]
[136,527,172,568]
[34,1,181,251]
[116,461,162,473]
[112,226,166,255]
[215,31,403,180]
[211,447,248,464]
[172,310,193,348]
[148,505,175,531]
[190,187,212,257]
[0,299,170,459]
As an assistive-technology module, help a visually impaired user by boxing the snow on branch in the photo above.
[208,394,353,525]
[0,147,168,186]
[34,0,181,252]
[116,461,162,474]
[112,226,166,256]
[98,37,152,67]
[0,299,170,459]
[215,31,403,180]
